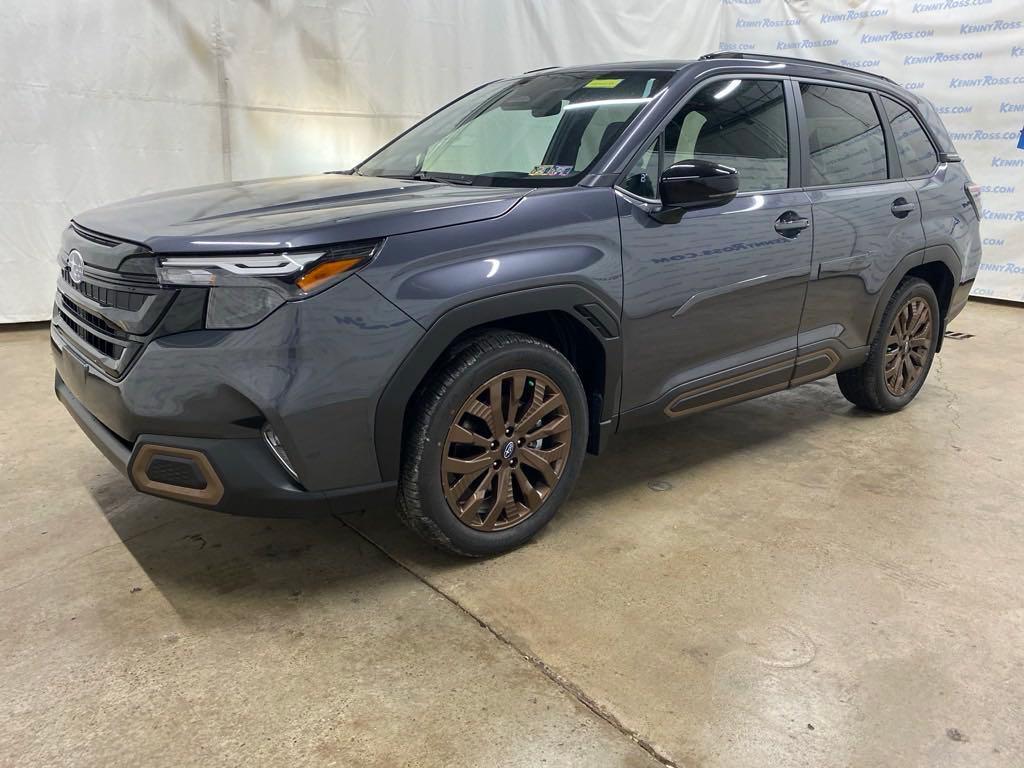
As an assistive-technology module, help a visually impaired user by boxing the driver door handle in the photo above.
[774,211,810,237]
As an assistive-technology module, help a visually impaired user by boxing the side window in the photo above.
[800,84,887,186]
[881,96,938,178]
[621,138,658,198]
[620,79,790,197]
[665,79,789,192]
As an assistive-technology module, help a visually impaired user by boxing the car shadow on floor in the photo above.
[572,380,848,503]
[87,378,868,611]
[86,470,400,627]
[344,380,864,562]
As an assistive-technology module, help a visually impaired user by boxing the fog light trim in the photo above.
[262,424,298,481]
[131,444,225,505]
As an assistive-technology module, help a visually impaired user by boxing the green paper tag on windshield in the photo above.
[584,78,623,89]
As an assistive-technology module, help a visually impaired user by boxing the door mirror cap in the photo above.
[659,159,739,211]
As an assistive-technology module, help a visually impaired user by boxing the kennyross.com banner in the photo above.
[719,0,1024,304]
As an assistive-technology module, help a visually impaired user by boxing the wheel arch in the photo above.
[374,285,622,482]
[868,246,960,353]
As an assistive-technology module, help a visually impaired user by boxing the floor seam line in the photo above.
[335,516,677,768]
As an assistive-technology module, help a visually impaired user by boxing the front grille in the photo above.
[57,309,124,361]
[54,224,180,380]
[60,295,125,338]
[60,267,147,311]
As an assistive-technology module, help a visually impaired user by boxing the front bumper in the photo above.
[56,372,395,517]
[50,268,422,517]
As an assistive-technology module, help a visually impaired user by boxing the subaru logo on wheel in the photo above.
[67,249,84,285]
[502,441,516,459]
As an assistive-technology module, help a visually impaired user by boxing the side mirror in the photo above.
[659,159,739,211]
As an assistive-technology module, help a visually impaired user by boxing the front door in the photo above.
[616,78,813,424]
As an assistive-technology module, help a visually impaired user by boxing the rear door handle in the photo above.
[774,211,810,237]
[891,198,917,217]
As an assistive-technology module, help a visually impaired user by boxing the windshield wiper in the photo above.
[412,171,474,185]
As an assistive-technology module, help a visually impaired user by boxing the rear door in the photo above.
[796,82,928,364]
[880,95,977,277]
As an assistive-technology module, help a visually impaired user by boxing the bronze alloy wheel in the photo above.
[884,296,933,396]
[441,369,572,531]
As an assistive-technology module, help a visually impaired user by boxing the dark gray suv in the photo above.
[53,53,981,556]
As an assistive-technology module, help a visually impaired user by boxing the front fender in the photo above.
[372,284,623,482]
[359,187,624,326]
[359,187,625,481]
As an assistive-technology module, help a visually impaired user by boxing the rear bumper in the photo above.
[56,372,396,517]
[947,278,974,323]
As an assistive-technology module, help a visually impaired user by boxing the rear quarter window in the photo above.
[881,96,938,178]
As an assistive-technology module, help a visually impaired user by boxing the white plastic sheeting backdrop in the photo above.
[718,0,1024,303]
[1,0,1020,322]
[2,0,722,322]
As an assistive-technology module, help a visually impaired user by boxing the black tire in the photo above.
[837,277,940,412]
[397,330,588,557]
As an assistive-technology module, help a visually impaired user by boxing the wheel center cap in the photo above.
[502,441,516,460]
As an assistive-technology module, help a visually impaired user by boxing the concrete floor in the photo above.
[1,300,1022,767]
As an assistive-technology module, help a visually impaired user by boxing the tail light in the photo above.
[964,182,982,219]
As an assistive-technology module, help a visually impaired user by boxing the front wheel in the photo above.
[837,277,940,412]
[398,330,588,557]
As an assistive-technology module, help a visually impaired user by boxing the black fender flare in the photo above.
[866,245,962,348]
[373,284,622,482]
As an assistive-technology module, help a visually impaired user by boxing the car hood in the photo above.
[73,173,527,254]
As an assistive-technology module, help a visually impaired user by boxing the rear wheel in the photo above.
[398,330,588,556]
[837,277,940,412]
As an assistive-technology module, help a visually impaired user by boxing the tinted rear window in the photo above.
[882,96,938,178]
[800,84,887,186]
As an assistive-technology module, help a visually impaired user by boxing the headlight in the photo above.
[156,240,381,329]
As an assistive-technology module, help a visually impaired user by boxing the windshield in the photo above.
[357,70,672,187]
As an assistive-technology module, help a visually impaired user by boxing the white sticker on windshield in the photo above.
[529,165,574,177]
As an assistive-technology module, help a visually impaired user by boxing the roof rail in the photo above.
[699,51,896,84]
[523,65,560,74]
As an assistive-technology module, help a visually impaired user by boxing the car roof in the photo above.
[561,53,955,176]
[523,61,694,75]
[525,53,898,91]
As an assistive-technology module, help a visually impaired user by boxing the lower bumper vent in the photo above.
[130,444,224,505]
[146,456,208,490]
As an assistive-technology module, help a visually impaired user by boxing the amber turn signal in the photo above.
[295,257,365,292]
